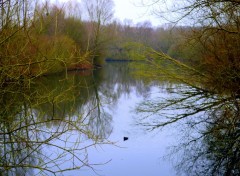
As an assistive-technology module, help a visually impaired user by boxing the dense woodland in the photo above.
[1,0,239,90]
[0,0,178,77]
[1,0,239,87]
[2,0,238,85]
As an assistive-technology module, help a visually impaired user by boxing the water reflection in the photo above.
[2,62,237,176]
[200,104,240,175]
[0,62,155,175]
[135,81,240,175]
[0,71,112,175]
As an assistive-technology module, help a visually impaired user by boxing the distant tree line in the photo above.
[0,0,204,82]
[1,0,239,95]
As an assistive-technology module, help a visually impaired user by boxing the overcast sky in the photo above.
[113,0,162,26]
[56,0,163,26]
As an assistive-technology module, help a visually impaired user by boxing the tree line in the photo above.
[1,0,239,117]
[0,0,116,83]
[2,0,234,84]
[1,0,239,120]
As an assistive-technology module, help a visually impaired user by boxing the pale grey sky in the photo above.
[55,0,163,26]
[113,0,162,26]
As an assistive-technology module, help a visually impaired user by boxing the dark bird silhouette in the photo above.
[123,137,128,141]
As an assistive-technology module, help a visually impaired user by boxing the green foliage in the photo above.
[63,17,87,48]
[0,1,94,82]
[32,34,78,74]
[167,38,203,66]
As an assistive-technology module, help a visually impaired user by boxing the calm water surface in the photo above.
[60,63,178,176]
[2,62,239,176]
[76,87,177,176]
[1,63,182,176]
[35,63,238,176]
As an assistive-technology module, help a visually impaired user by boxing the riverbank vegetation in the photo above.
[2,0,237,84]
[0,0,116,83]
[3,0,238,87]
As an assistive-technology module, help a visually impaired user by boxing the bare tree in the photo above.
[82,0,114,65]
[133,1,240,175]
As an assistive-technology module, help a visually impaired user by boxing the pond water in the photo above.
[52,62,178,176]
[75,85,177,176]
[2,62,239,176]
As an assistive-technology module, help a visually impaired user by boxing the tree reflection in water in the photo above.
[0,62,154,175]
[0,71,113,175]
[135,83,240,175]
